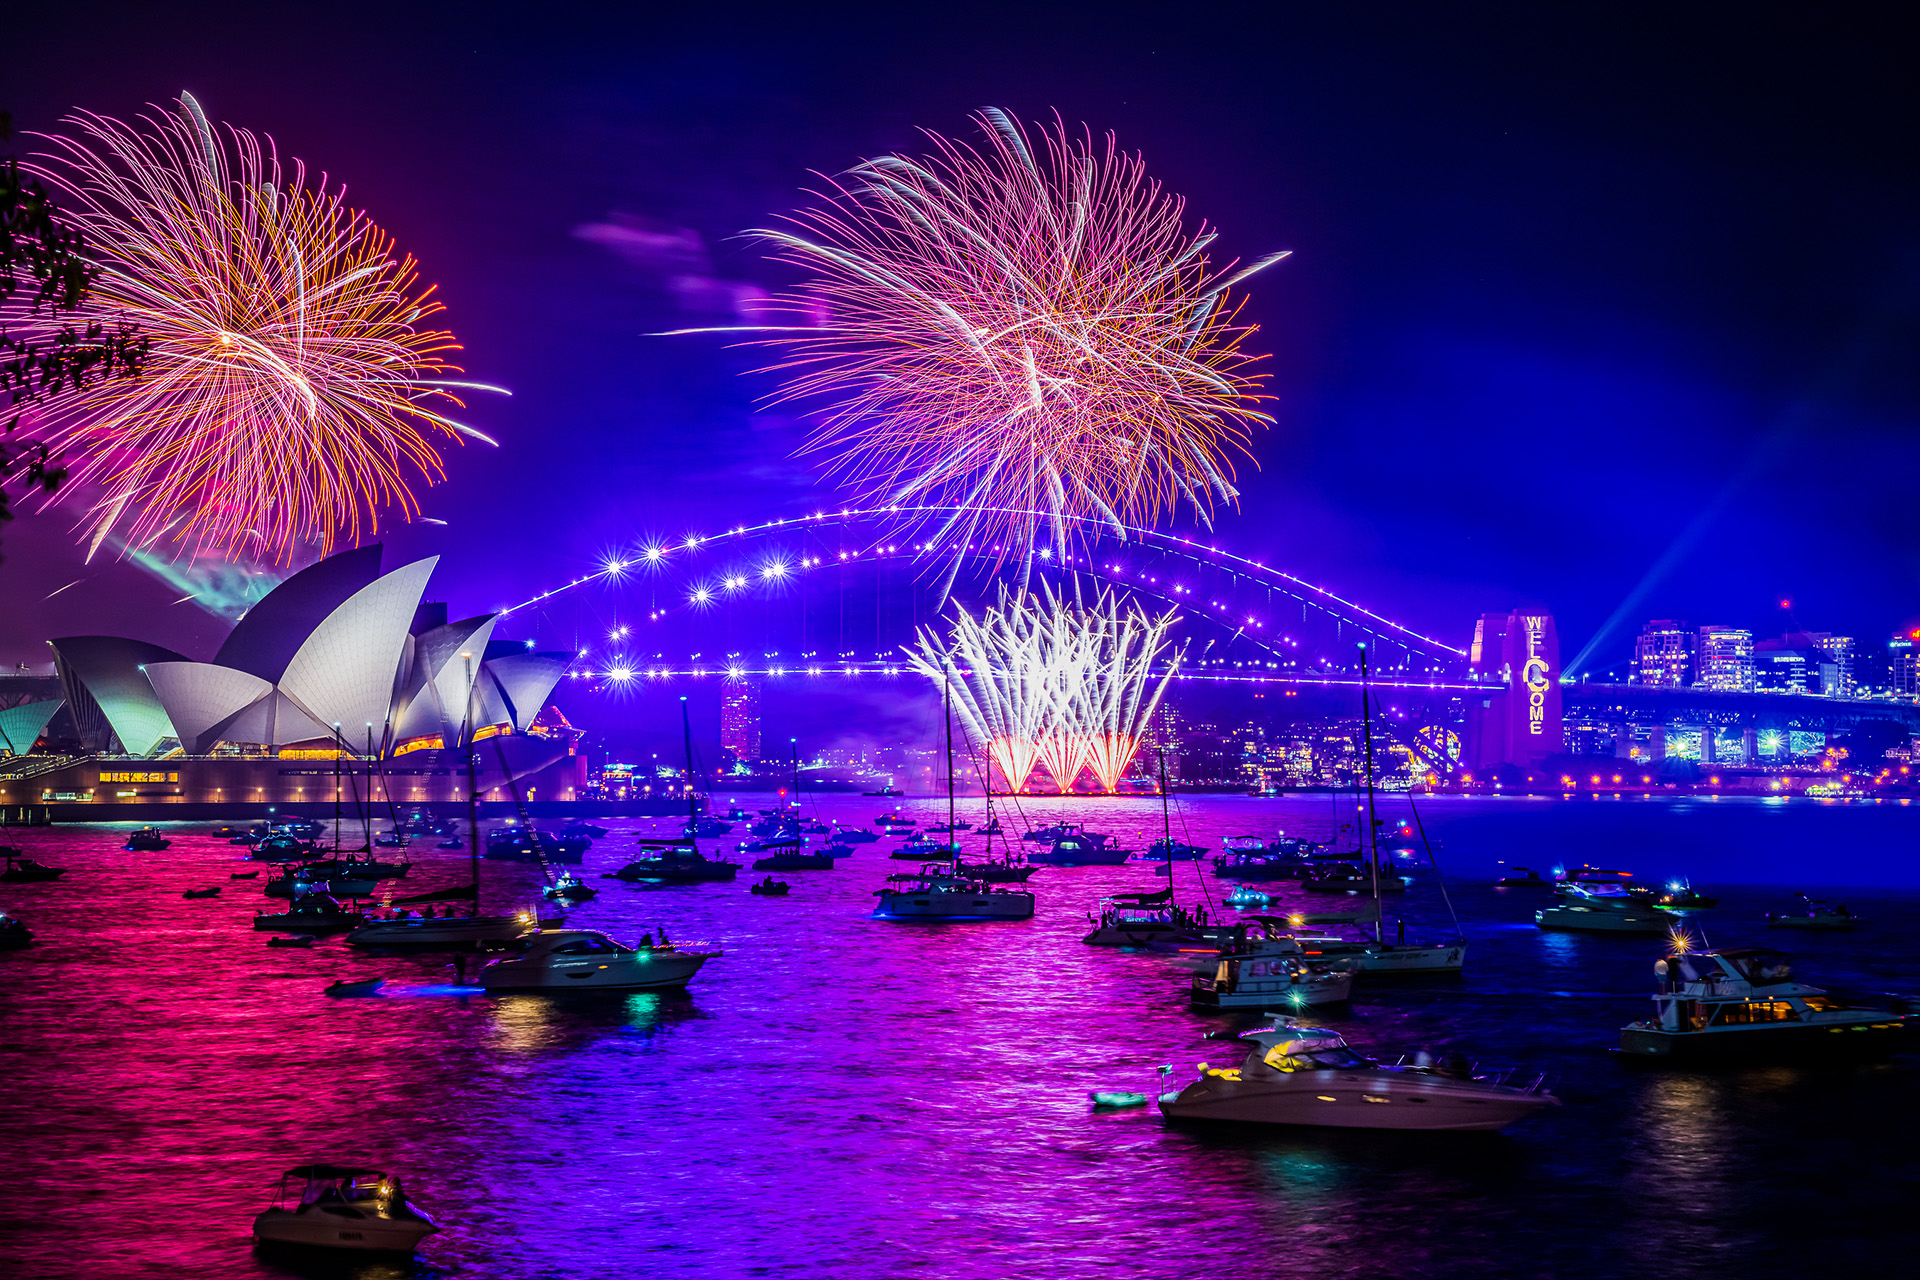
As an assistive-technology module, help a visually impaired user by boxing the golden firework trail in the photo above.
[2,93,503,562]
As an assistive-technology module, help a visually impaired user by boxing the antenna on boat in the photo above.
[1358,644,1384,945]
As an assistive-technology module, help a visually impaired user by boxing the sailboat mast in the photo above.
[942,670,957,854]
[461,653,481,917]
[1158,750,1175,906]
[680,697,699,846]
[1358,644,1383,944]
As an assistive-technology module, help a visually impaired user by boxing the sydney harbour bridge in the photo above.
[494,503,1920,777]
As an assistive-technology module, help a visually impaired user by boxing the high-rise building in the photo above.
[1753,643,1809,695]
[1694,626,1754,692]
[1632,621,1694,687]
[720,676,762,763]
[1891,630,1920,700]
[1806,633,1855,698]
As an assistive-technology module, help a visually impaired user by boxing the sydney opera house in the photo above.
[0,547,587,816]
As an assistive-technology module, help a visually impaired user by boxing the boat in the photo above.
[479,927,717,992]
[1021,823,1073,843]
[1300,862,1408,893]
[977,820,1003,836]
[1145,838,1208,861]
[324,978,386,997]
[298,856,411,880]
[542,874,598,903]
[1189,924,1359,1010]
[230,870,260,880]
[1025,828,1131,866]
[266,935,314,948]
[123,827,171,851]
[0,913,33,949]
[1083,889,1202,947]
[560,820,610,839]
[750,877,790,896]
[254,895,367,933]
[1535,884,1672,933]
[346,909,535,947]
[606,840,742,883]
[251,1164,438,1253]
[1619,946,1913,1059]
[863,787,904,797]
[927,821,973,833]
[373,831,410,849]
[1765,896,1859,930]
[1493,866,1549,887]
[265,868,378,899]
[1212,836,1315,881]
[1,852,65,882]
[1291,925,1469,975]
[1159,1025,1559,1130]
[954,857,1035,883]
[182,887,221,899]
[1225,886,1273,909]
[1651,880,1718,910]
[873,866,1036,921]
[484,826,588,864]
[891,835,960,860]
[683,818,734,837]
[874,812,915,827]
[249,835,316,863]
[831,827,880,844]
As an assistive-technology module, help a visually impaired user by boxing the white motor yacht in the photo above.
[1190,926,1357,1010]
[1619,945,1913,1059]
[1535,884,1671,934]
[346,911,539,947]
[1159,1025,1559,1131]
[251,1164,438,1253]
[479,928,717,992]
[873,866,1034,920]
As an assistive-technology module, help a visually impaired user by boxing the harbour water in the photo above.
[3,793,1917,1279]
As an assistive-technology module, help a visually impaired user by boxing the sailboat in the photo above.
[873,670,1034,922]
[1289,647,1466,975]
[752,740,835,871]
[605,700,741,883]
[346,653,549,947]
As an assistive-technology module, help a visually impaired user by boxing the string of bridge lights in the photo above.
[565,659,1483,693]
[499,503,1466,661]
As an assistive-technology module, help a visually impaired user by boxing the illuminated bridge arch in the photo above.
[499,504,1467,690]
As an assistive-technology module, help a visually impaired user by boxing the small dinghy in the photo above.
[1089,1090,1152,1109]
[268,936,315,948]
[230,870,261,880]
[182,887,222,899]
[324,977,386,997]
[543,875,598,903]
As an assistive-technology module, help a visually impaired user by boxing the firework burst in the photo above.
[910,579,1182,792]
[1,93,501,561]
[682,108,1285,565]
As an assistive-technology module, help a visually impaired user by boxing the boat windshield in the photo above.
[1723,953,1792,982]
[1262,1044,1370,1072]
[550,935,630,955]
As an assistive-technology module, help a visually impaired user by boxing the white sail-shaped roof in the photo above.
[49,636,188,755]
[278,558,437,738]
[479,650,572,732]
[0,699,64,754]
[143,663,276,754]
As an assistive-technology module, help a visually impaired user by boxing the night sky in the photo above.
[5,2,1919,680]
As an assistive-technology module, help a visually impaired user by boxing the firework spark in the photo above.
[678,109,1285,564]
[1,94,502,561]
[911,580,1181,792]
